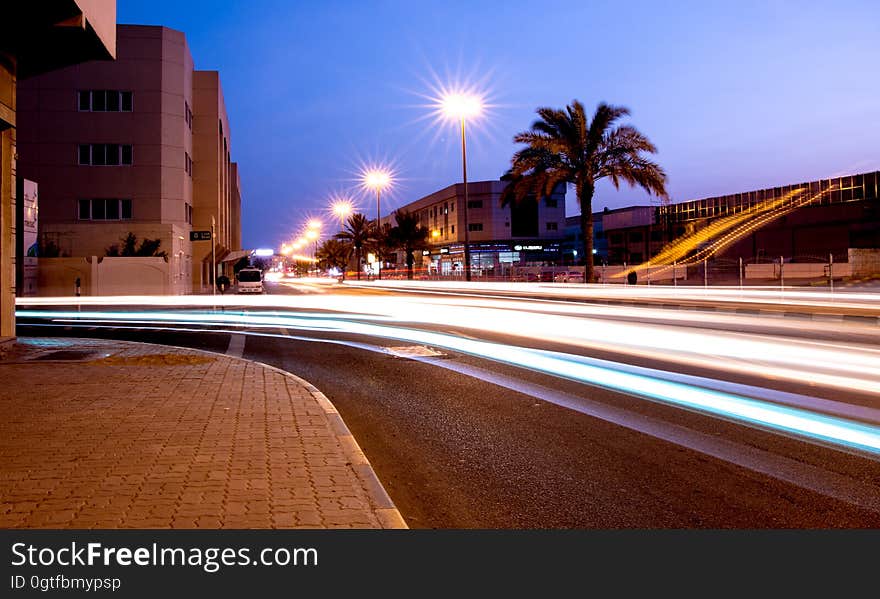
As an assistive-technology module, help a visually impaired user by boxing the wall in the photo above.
[849,248,880,277]
[37,255,173,295]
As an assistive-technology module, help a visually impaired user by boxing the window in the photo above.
[610,233,623,245]
[546,222,558,231]
[77,90,133,112]
[467,200,483,209]
[628,231,644,243]
[451,225,455,234]
[650,230,663,241]
[185,152,192,177]
[77,199,132,221]
[545,198,558,208]
[184,203,192,224]
[184,101,192,129]
[78,144,133,166]
[468,223,483,232]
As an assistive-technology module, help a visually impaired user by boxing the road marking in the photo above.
[226,333,246,357]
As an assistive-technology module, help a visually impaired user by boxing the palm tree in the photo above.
[389,209,429,280]
[501,101,667,282]
[335,212,373,280]
[315,238,352,279]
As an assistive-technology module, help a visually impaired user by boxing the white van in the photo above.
[236,267,263,294]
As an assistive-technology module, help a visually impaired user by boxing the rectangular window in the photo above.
[78,91,90,111]
[546,222,558,231]
[451,225,455,234]
[92,90,107,111]
[610,233,623,245]
[468,223,483,232]
[121,145,132,165]
[105,198,120,219]
[105,143,120,165]
[467,200,483,209]
[92,198,106,219]
[629,231,644,243]
[78,144,90,165]
[545,198,558,208]
[121,91,133,112]
[92,144,106,166]
[107,91,120,112]
[78,199,132,221]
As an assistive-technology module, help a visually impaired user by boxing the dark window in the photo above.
[105,198,120,219]
[121,91,133,112]
[105,144,120,165]
[650,230,663,241]
[92,144,106,166]
[78,144,90,165]
[610,233,623,244]
[92,90,106,111]
[545,198,558,208]
[121,199,132,220]
[92,199,106,220]
[451,225,454,234]
[450,203,454,212]
[107,91,120,112]
[78,199,90,219]
[468,223,483,232]
[467,200,483,209]
[78,91,90,111]
[546,222,558,231]
[121,145,132,165]
[629,231,644,243]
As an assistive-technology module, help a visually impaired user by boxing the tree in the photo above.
[501,101,667,282]
[335,212,373,280]
[316,238,352,278]
[105,232,167,258]
[388,209,429,280]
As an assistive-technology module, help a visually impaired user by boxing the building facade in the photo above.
[384,180,566,276]
[16,24,241,294]
[601,171,880,266]
[1,1,116,339]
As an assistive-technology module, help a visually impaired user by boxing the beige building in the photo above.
[383,180,567,276]
[1,1,116,340]
[17,24,241,295]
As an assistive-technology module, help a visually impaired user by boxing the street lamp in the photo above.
[331,198,354,232]
[441,92,482,281]
[362,168,391,279]
[305,228,319,273]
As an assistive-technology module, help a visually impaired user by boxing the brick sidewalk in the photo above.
[0,337,405,529]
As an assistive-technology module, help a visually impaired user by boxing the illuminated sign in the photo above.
[254,248,274,257]
[514,245,543,251]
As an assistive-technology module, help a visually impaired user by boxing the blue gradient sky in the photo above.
[119,0,879,249]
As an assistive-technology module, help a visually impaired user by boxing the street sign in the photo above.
[190,230,212,241]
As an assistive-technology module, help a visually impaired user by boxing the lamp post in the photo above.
[441,93,482,282]
[331,198,354,233]
[362,169,391,280]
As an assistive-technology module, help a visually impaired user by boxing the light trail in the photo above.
[16,307,880,457]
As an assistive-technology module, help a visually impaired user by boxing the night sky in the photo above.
[118,0,880,249]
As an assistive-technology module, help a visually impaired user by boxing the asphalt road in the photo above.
[16,281,880,528]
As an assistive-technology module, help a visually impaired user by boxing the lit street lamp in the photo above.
[331,198,354,232]
[441,92,482,281]
[362,168,391,279]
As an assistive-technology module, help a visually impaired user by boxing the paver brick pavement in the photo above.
[0,337,405,529]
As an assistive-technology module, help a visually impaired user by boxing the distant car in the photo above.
[236,267,264,294]
[554,271,585,283]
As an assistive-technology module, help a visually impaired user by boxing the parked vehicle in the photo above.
[236,267,264,294]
